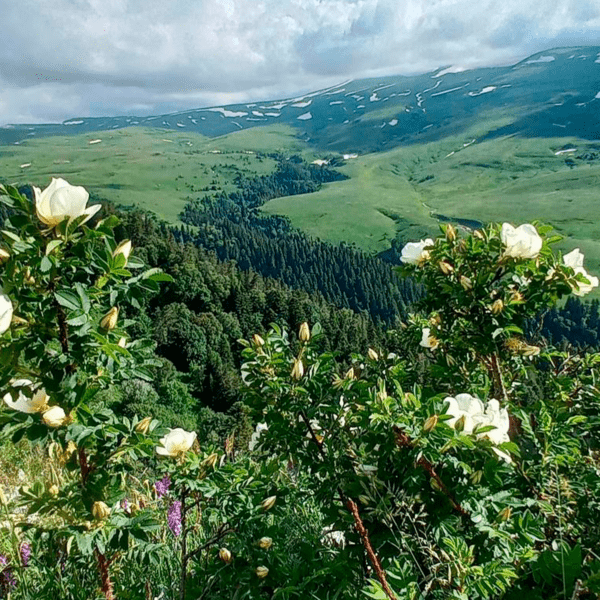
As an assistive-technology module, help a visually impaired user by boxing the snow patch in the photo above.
[252,110,264,116]
[397,90,411,96]
[432,85,467,97]
[88,139,102,145]
[297,112,312,120]
[526,55,555,64]
[555,148,577,155]
[231,121,243,129]
[191,119,197,124]
[552,123,566,128]
[445,151,455,158]
[261,102,287,110]
[356,105,365,109]
[373,83,395,93]
[421,81,442,94]
[20,163,31,168]
[312,159,329,166]
[343,154,358,160]
[388,119,398,126]
[595,91,600,99]
[176,123,185,128]
[64,120,84,126]
[329,101,343,105]
[468,86,496,96]
[292,100,312,108]
[264,112,281,117]
[423,124,434,130]
[208,108,248,117]
[370,93,380,102]
[433,65,466,78]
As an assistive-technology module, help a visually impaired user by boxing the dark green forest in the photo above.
[3,162,600,439]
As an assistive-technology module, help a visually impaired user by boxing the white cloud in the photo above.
[0,0,599,124]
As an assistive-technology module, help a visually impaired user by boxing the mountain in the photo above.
[2,46,599,153]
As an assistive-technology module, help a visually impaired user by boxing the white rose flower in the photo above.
[34,178,101,228]
[0,290,13,335]
[443,394,511,462]
[248,422,268,451]
[156,428,197,458]
[419,327,439,350]
[400,239,434,265]
[42,406,67,427]
[563,248,599,297]
[3,379,49,413]
[501,223,542,259]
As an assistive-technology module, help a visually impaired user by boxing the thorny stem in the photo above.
[95,550,115,600]
[346,498,398,600]
[300,410,398,600]
[186,524,234,562]
[393,426,471,521]
[489,352,509,402]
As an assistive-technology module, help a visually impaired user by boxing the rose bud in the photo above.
[219,548,233,564]
[291,359,304,380]
[135,416,152,435]
[258,536,273,550]
[261,496,276,511]
[299,322,310,342]
[100,307,118,330]
[256,566,269,579]
[42,406,67,428]
[92,501,110,521]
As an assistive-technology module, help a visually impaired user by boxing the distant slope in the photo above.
[2,46,599,155]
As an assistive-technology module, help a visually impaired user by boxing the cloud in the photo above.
[0,0,599,124]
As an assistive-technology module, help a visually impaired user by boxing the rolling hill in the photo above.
[1,45,600,292]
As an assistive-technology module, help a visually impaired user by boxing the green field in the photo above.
[0,125,307,224]
[263,134,600,287]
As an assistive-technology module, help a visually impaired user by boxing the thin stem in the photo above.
[346,498,398,600]
[185,525,234,562]
[179,486,188,600]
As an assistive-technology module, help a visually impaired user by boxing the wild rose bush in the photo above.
[241,223,600,599]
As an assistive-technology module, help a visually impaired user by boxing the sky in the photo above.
[1,0,599,125]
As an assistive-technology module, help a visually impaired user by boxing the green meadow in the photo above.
[0,125,305,224]
[263,133,600,290]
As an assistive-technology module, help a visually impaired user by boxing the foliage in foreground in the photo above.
[0,181,599,599]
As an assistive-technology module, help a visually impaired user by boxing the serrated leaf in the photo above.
[55,290,81,311]
[45,239,63,256]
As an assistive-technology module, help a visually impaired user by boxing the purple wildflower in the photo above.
[20,543,31,567]
[0,554,16,590]
[167,500,182,537]
[121,498,130,514]
[154,474,171,499]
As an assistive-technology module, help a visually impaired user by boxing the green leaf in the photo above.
[55,290,81,311]
[45,239,63,256]
[40,256,52,273]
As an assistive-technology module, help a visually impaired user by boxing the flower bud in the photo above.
[258,536,273,550]
[445,224,457,242]
[49,484,59,497]
[473,230,485,240]
[92,501,110,521]
[509,290,524,303]
[201,452,219,469]
[299,322,310,342]
[261,496,276,511]
[252,334,265,347]
[469,470,483,485]
[291,359,304,380]
[100,307,118,330]
[219,548,233,564]
[491,299,504,315]
[498,506,512,522]
[454,415,466,432]
[256,566,269,579]
[522,343,541,357]
[460,276,473,291]
[42,406,67,428]
[135,416,152,435]
[0,248,9,263]
[11,315,29,326]
[423,415,438,433]
[112,239,132,264]
[345,367,356,380]
[439,261,454,275]
[117,337,127,348]
[367,348,379,361]
[24,268,35,286]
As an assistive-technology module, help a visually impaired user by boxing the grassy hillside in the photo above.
[263,133,600,293]
[0,125,305,223]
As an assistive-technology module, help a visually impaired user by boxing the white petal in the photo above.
[0,290,13,334]
[563,248,584,269]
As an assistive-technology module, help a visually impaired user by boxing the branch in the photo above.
[393,426,470,520]
[346,498,398,600]
[185,524,234,562]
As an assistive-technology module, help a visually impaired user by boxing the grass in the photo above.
[262,133,600,295]
[0,125,306,224]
